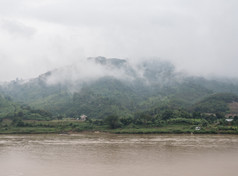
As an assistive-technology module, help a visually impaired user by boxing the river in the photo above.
[0,133,238,176]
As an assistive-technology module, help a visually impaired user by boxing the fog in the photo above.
[46,57,136,87]
[0,0,238,81]
[44,57,182,91]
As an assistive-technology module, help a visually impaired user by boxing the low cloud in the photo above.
[44,57,183,93]
[45,57,136,90]
[0,0,238,81]
[0,19,36,38]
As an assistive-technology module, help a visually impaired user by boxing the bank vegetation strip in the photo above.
[0,117,238,134]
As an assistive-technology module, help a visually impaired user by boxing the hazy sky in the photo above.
[0,0,238,81]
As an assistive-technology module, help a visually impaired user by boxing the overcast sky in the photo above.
[0,0,238,81]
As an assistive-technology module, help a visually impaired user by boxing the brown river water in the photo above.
[0,133,238,176]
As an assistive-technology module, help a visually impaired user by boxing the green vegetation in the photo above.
[0,94,53,122]
[1,83,238,134]
[1,107,238,134]
[1,58,238,134]
[0,58,223,119]
[192,93,238,113]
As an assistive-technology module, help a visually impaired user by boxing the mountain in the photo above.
[0,94,15,119]
[192,93,238,113]
[0,93,52,120]
[1,56,238,119]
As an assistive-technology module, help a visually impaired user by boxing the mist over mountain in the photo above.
[1,1,238,82]
[1,56,238,119]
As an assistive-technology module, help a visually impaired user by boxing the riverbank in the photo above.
[0,119,238,134]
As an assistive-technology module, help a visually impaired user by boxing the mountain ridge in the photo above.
[1,56,238,119]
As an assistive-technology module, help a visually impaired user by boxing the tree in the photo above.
[104,115,121,129]
[11,117,24,127]
[138,113,153,125]
[120,117,133,126]
[162,110,174,120]
[215,112,224,119]
[234,116,238,121]
[17,111,24,117]
[192,112,201,119]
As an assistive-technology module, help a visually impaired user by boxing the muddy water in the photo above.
[0,134,238,176]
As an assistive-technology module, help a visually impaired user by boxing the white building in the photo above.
[225,118,233,122]
[80,114,87,121]
[195,126,201,131]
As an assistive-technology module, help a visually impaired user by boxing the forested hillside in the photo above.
[1,57,238,120]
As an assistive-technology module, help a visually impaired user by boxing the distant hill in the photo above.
[1,57,238,119]
[192,93,238,113]
[0,94,15,118]
[0,94,52,120]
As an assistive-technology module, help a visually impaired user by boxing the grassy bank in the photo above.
[1,119,238,134]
